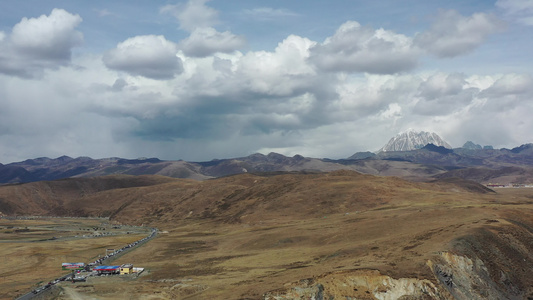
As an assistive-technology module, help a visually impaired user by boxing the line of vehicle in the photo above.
[16,227,157,300]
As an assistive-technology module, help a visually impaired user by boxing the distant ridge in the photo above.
[462,141,493,150]
[463,141,482,150]
[378,129,451,152]
[421,143,453,154]
[3,142,533,185]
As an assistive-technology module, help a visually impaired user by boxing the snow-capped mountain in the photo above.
[378,129,452,152]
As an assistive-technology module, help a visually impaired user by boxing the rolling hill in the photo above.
[0,170,497,222]
[1,171,532,299]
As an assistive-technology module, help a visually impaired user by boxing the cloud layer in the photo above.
[414,10,503,57]
[0,1,531,164]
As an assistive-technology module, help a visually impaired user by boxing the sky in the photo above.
[1,0,533,163]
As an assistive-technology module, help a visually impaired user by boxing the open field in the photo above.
[0,172,532,299]
[74,188,530,299]
[0,218,148,299]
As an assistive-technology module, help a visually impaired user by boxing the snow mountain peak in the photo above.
[379,130,452,152]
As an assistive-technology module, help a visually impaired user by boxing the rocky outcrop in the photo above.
[430,223,533,299]
[264,270,451,300]
[428,252,508,300]
[264,223,533,300]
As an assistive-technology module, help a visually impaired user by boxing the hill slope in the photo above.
[0,175,179,216]
[1,172,532,299]
[0,171,493,221]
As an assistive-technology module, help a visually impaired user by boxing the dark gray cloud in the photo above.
[133,113,232,141]
[114,34,339,144]
[111,78,128,92]
[103,35,183,80]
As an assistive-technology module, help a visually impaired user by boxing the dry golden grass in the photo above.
[1,173,532,299]
[54,191,533,298]
[0,218,147,299]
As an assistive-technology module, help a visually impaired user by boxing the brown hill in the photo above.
[435,166,533,184]
[108,170,497,226]
[0,171,491,223]
[0,175,178,216]
[1,172,532,299]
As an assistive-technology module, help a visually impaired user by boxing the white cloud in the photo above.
[0,8,83,78]
[496,0,533,25]
[10,8,83,59]
[95,9,113,17]
[243,7,299,20]
[103,35,183,80]
[481,73,533,96]
[234,35,318,96]
[476,74,533,113]
[160,0,218,32]
[380,103,403,120]
[333,74,420,122]
[414,10,503,57]
[309,21,420,74]
[179,27,246,57]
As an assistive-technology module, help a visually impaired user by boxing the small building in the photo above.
[120,264,133,275]
[93,265,120,275]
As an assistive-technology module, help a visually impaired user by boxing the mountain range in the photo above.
[1,142,533,185]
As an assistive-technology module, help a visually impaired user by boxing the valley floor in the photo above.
[0,218,149,299]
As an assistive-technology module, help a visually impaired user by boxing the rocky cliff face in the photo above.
[263,221,533,300]
[264,270,450,300]
[379,129,452,152]
[428,252,505,300]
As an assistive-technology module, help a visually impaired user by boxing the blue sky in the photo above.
[0,0,532,163]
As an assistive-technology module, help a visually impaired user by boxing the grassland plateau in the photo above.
[0,171,532,299]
